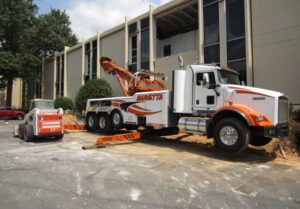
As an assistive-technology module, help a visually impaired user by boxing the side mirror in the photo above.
[202,73,210,89]
[241,81,245,86]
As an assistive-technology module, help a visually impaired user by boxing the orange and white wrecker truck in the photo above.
[85,57,289,153]
[14,99,64,142]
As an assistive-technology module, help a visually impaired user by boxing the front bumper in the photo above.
[264,123,289,138]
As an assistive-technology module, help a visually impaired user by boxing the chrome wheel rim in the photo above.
[88,116,94,128]
[113,113,120,125]
[220,126,238,146]
[99,116,106,129]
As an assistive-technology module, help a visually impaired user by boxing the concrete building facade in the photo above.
[43,0,300,104]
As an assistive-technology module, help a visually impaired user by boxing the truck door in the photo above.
[194,72,217,110]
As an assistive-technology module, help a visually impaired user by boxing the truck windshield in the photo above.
[31,101,54,110]
[217,70,241,85]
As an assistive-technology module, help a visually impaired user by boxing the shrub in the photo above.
[75,79,113,112]
[54,97,74,111]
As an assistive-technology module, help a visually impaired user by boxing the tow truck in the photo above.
[15,99,64,142]
[85,57,289,153]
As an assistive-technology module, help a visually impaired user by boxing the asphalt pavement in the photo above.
[0,120,299,209]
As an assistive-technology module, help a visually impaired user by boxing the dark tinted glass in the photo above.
[141,61,149,70]
[163,45,171,57]
[132,36,137,49]
[129,23,137,34]
[92,45,97,76]
[204,44,220,63]
[227,59,246,83]
[203,2,219,45]
[92,40,97,48]
[128,64,137,73]
[203,0,218,6]
[141,17,149,30]
[227,38,246,60]
[141,29,149,62]
[226,0,245,40]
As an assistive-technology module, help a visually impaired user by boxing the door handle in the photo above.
[196,100,199,105]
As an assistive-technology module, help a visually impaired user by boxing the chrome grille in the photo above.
[278,96,288,123]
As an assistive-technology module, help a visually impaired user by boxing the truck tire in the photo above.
[23,125,33,142]
[98,114,112,133]
[111,110,123,129]
[213,118,250,153]
[85,113,99,131]
[250,136,272,146]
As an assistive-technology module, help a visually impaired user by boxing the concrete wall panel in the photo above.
[101,30,125,96]
[252,0,300,103]
[155,50,198,90]
[67,47,83,100]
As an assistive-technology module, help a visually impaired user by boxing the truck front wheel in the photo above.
[250,136,272,146]
[213,118,250,153]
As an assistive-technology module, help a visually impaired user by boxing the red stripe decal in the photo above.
[131,105,151,112]
[127,107,161,116]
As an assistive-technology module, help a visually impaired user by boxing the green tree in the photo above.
[0,0,78,106]
[54,97,74,111]
[0,52,20,103]
[75,79,113,112]
[32,9,78,58]
[0,0,37,106]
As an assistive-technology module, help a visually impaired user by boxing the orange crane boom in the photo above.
[100,57,166,96]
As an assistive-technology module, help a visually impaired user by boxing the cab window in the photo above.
[196,72,216,88]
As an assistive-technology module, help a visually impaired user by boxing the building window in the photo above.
[128,22,138,73]
[129,35,137,73]
[129,23,137,35]
[226,0,246,83]
[84,43,91,83]
[56,57,60,97]
[92,40,97,79]
[140,17,149,70]
[61,55,64,96]
[203,0,220,64]
[163,45,171,57]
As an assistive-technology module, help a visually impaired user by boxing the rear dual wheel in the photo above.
[86,113,99,131]
[85,111,124,132]
[98,114,112,132]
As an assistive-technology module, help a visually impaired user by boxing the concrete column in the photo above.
[149,5,155,72]
[198,0,204,64]
[81,38,85,85]
[97,30,101,79]
[219,0,227,67]
[245,0,253,86]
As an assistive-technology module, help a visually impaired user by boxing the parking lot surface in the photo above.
[0,120,300,209]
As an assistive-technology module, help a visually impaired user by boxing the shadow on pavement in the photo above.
[137,136,275,164]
